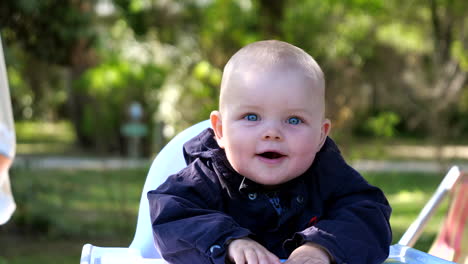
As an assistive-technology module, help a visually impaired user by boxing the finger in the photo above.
[233,253,246,264]
[244,248,259,264]
[285,256,322,264]
[254,250,270,264]
[259,250,280,264]
[230,249,246,264]
[283,258,299,264]
[265,252,282,264]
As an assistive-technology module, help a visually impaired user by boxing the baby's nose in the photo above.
[262,127,283,141]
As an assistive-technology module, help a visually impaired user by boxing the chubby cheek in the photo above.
[290,136,320,167]
[292,133,320,154]
[224,126,252,150]
[223,135,249,166]
[224,148,250,177]
[297,152,317,173]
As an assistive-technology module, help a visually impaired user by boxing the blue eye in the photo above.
[244,114,258,121]
[288,117,302,125]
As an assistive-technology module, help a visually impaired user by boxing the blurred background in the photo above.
[0,0,467,263]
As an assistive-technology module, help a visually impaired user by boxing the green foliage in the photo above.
[0,0,96,66]
[452,41,468,71]
[172,60,221,130]
[75,58,166,153]
[2,0,467,150]
[283,0,380,63]
[5,45,68,120]
[444,89,468,143]
[376,22,430,54]
[363,111,401,138]
[193,60,222,87]
[199,0,260,64]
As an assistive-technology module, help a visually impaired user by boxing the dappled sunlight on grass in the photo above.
[16,142,76,155]
[4,167,149,240]
[363,171,450,252]
[390,190,425,204]
[0,233,130,264]
[15,121,76,143]
[15,120,82,155]
[369,172,454,253]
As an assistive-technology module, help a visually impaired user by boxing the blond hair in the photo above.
[219,40,325,111]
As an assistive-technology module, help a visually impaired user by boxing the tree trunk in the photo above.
[258,0,287,38]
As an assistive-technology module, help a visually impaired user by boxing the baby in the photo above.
[149,40,392,264]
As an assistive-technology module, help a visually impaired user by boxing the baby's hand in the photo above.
[284,243,331,264]
[227,237,281,264]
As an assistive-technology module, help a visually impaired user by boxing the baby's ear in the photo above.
[318,119,331,150]
[210,111,225,149]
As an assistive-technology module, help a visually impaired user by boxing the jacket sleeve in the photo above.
[286,139,392,264]
[148,160,252,264]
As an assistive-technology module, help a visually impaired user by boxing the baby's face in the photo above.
[211,65,330,187]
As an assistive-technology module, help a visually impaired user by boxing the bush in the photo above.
[74,58,166,154]
[353,111,401,139]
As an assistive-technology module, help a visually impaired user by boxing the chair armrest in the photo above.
[83,243,455,264]
[385,244,457,264]
[81,244,168,264]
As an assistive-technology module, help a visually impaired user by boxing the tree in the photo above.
[0,0,98,145]
[374,0,468,142]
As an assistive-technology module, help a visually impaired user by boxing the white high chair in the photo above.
[81,120,211,264]
[80,120,458,264]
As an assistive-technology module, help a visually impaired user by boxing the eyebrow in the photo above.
[233,103,261,110]
[233,103,314,115]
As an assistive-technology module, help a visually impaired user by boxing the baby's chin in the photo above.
[244,175,297,189]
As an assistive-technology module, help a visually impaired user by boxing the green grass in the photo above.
[15,120,78,156]
[0,168,450,263]
[15,121,76,144]
[0,167,149,264]
[364,171,449,252]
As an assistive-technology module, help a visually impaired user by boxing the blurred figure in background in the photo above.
[0,34,16,225]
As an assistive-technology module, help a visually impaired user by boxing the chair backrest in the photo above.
[398,165,467,263]
[428,172,467,263]
[129,120,211,258]
[398,166,462,247]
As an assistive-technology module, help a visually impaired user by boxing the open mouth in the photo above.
[258,152,286,159]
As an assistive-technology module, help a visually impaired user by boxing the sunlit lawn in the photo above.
[364,171,449,252]
[0,167,450,264]
[14,121,78,156]
[0,167,149,264]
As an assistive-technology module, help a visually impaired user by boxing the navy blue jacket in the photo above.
[148,128,392,264]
